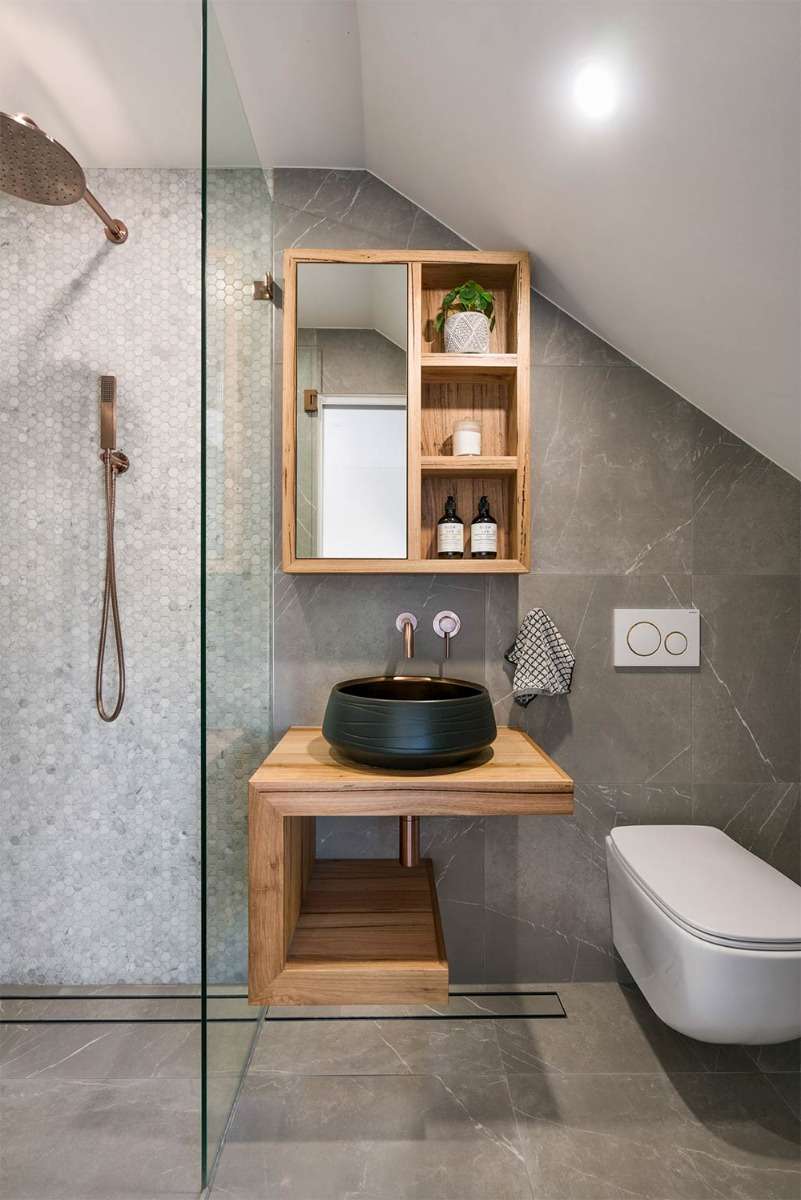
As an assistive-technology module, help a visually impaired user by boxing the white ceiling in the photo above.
[297,262,408,349]
[1,1,798,475]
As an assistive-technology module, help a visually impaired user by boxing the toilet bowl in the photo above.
[606,825,801,1044]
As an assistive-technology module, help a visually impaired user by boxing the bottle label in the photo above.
[471,522,497,552]
[438,523,464,553]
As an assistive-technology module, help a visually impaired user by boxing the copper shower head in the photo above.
[0,112,128,243]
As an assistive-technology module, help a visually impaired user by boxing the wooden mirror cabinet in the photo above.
[282,248,531,574]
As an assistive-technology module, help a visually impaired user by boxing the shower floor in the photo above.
[0,984,257,1200]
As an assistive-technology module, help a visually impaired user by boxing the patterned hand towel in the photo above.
[505,608,576,707]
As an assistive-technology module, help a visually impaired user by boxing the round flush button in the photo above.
[626,621,661,656]
[665,630,688,656]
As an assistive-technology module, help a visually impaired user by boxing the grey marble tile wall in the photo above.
[272,168,800,985]
[484,297,801,982]
[0,171,202,983]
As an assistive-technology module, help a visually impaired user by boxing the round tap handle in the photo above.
[433,611,461,638]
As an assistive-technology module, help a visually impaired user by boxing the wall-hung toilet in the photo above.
[606,825,801,1044]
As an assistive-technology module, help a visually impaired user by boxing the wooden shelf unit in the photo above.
[282,249,531,574]
[248,727,574,1006]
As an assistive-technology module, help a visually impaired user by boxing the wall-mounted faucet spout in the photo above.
[395,612,418,660]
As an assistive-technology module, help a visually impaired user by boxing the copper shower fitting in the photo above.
[96,377,129,722]
[0,112,128,243]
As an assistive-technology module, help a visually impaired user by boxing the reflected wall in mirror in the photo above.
[295,263,408,558]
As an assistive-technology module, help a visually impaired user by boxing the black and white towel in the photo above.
[505,609,575,707]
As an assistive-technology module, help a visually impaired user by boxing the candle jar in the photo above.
[453,419,481,456]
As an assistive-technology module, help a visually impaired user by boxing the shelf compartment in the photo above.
[421,260,521,355]
[421,455,517,476]
[277,858,448,1005]
[422,376,517,457]
[421,353,517,377]
[421,474,516,562]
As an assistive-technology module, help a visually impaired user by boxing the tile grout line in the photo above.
[493,1018,538,1200]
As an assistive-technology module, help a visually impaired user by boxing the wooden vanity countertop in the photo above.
[249,726,573,816]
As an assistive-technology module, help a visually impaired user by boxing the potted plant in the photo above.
[434,280,496,353]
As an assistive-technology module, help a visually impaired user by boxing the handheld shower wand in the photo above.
[96,376,129,721]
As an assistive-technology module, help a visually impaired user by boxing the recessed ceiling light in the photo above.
[573,62,618,120]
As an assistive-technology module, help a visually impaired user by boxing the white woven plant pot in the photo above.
[443,311,490,353]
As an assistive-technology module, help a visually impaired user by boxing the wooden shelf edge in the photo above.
[283,557,528,574]
[422,352,517,376]
[421,455,518,476]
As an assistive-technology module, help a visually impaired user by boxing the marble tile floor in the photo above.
[0,986,260,1200]
[1,983,798,1200]
[209,982,800,1200]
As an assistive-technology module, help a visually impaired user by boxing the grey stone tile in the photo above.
[532,365,694,575]
[272,573,486,731]
[423,816,486,982]
[0,1020,200,1080]
[273,168,424,249]
[438,897,486,983]
[533,293,630,366]
[496,981,755,1075]
[509,1070,801,1199]
[747,1041,801,1073]
[693,414,801,574]
[273,168,368,217]
[484,786,695,983]
[692,782,801,883]
[768,1073,801,1119]
[423,816,485,905]
[406,206,472,250]
[692,575,800,783]
[212,1072,533,1199]
[272,201,396,257]
[316,815,399,860]
[0,1076,199,1198]
[484,574,520,724]
[493,575,692,784]
[250,1016,502,1077]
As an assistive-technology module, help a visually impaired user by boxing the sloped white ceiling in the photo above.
[1,1,798,475]
[355,1,800,479]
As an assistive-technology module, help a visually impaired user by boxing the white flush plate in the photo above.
[613,608,700,668]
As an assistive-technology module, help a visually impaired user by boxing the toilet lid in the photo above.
[608,825,801,949]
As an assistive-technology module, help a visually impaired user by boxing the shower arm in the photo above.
[82,190,128,244]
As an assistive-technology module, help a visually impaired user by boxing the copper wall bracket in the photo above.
[252,272,274,301]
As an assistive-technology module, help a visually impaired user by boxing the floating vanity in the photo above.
[248,727,573,1006]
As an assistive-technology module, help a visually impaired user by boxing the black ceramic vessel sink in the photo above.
[322,675,497,769]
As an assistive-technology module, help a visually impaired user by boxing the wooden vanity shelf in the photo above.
[248,727,573,1006]
[282,249,531,574]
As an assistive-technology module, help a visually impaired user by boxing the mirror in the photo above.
[295,263,408,558]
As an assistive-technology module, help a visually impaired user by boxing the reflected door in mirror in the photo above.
[295,262,407,559]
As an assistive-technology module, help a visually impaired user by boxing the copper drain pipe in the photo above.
[399,816,420,867]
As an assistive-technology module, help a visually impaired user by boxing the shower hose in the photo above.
[95,448,129,722]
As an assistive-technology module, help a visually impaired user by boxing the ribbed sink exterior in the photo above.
[322,675,497,769]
